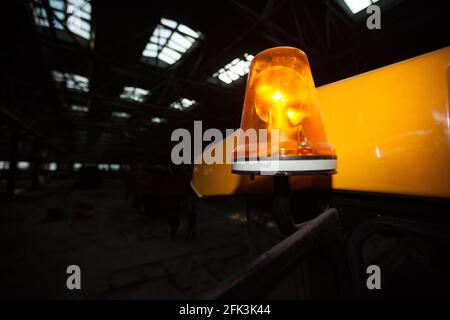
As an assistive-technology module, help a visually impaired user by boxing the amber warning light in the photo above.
[232,47,337,175]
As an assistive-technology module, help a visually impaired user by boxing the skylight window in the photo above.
[71,105,89,112]
[212,53,254,85]
[98,164,109,171]
[110,164,121,171]
[52,70,89,92]
[170,98,197,111]
[342,0,379,14]
[112,112,130,119]
[0,161,10,170]
[31,0,92,40]
[142,18,202,66]
[120,86,150,103]
[151,117,166,124]
[47,163,58,171]
[17,162,30,170]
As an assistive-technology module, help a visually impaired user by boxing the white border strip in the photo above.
[232,159,337,173]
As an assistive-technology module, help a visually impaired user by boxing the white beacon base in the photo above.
[232,156,337,176]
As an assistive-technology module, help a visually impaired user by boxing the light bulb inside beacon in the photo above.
[253,65,310,155]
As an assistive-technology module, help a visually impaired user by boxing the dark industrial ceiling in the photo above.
[1,0,449,165]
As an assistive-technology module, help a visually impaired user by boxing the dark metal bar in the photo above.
[42,0,84,47]
[113,64,231,94]
[272,175,299,235]
[206,208,340,299]
[289,0,306,46]
[228,0,299,44]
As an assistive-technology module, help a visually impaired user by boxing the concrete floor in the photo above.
[0,178,275,299]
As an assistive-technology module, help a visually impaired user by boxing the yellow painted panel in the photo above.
[191,47,450,199]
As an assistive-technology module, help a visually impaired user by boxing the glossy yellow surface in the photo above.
[191,47,450,199]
